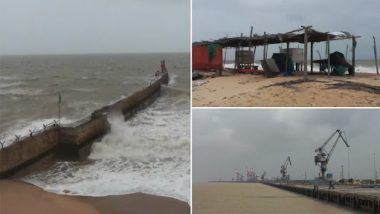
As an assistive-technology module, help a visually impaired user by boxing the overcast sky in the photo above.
[193,109,380,182]
[193,0,380,60]
[0,0,189,55]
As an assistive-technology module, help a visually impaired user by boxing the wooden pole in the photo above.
[238,33,243,70]
[285,42,289,73]
[223,48,227,66]
[263,32,267,60]
[58,92,61,126]
[234,47,237,71]
[352,37,356,76]
[253,46,256,69]
[222,47,227,76]
[373,36,379,75]
[311,42,314,73]
[327,35,331,76]
[249,26,253,69]
[302,26,311,79]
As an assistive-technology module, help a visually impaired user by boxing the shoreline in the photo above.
[0,180,190,214]
[192,72,380,107]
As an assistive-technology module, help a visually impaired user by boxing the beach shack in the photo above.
[192,42,223,71]
[194,26,359,78]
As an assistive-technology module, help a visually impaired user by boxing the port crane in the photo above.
[280,156,292,180]
[261,172,266,181]
[314,129,349,179]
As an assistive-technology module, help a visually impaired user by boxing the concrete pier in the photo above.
[0,72,168,178]
[265,182,380,213]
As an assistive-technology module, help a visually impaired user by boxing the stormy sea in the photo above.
[0,53,190,202]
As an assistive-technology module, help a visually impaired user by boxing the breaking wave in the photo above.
[23,91,190,203]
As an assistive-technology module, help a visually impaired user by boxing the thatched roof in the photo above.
[194,27,358,48]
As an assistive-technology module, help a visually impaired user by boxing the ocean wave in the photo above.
[223,63,379,74]
[22,94,190,203]
[169,74,178,85]
[0,81,24,89]
[0,75,17,81]
[355,65,379,74]
[0,88,45,96]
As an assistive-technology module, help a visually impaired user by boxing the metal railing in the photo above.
[0,120,60,150]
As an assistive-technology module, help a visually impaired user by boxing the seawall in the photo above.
[264,182,380,213]
[0,72,168,178]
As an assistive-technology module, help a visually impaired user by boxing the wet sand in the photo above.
[0,180,190,214]
[192,73,380,107]
[193,182,361,214]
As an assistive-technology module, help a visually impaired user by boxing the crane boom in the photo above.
[327,130,349,162]
[315,129,340,152]
[281,156,292,180]
[314,129,350,179]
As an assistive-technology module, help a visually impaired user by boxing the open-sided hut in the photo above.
[194,26,359,78]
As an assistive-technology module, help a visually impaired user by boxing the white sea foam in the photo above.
[0,75,17,81]
[224,63,379,74]
[355,65,379,74]
[107,95,127,105]
[69,88,96,93]
[307,65,378,74]
[23,94,190,203]
[0,88,44,96]
[0,81,23,88]
[169,74,177,85]
[224,63,262,70]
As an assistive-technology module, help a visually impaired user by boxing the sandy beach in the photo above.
[192,72,380,107]
[0,180,190,214]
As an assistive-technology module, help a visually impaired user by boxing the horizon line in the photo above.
[0,51,190,57]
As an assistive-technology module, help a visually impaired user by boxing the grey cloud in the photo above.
[0,0,190,55]
[193,109,380,182]
[193,0,380,59]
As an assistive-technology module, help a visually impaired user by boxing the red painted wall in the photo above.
[192,45,223,71]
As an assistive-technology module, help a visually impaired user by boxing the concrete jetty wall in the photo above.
[0,73,168,178]
[264,182,380,213]
[0,127,61,178]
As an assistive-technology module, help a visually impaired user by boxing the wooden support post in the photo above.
[253,46,256,68]
[58,92,61,126]
[302,26,311,79]
[249,26,253,69]
[373,36,379,75]
[285,42,289,73]
[311,42,314,73]
[327,35,331,76]
[222,47,227,76]
[352,37,356,76]
[263,32,267,60]
[234,47,237,71]
[223,48,227,66]
[237,33,243,70]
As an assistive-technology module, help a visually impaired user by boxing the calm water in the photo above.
[0,53,190,202]
[193,183,364,214]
